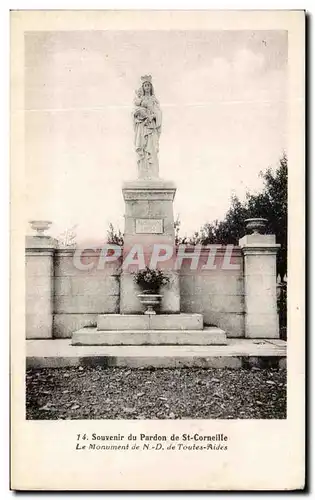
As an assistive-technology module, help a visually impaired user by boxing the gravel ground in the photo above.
[26,367,286,420]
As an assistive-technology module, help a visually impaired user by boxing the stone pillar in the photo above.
[121,178,180,314]
[25,235,57,339]
[239,230,280,339]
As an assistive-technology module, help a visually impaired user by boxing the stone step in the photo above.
[72,327,227,346]
[26,339,287,369]
[97,313,203,331]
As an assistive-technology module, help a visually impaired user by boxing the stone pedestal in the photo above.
[25,235,57,339]
[121,178,180,313]
[97,313,203,330]
[239,233,280,339]
[71,313,228,345]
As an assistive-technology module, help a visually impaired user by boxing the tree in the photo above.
[174,214,182,247]
[197,195,249,245]
[182,153,287,277]
[246,153,287,278]
[174,215,202,246]
[106,223,124,246]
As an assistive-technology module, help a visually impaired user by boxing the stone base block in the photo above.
[245,313,280,339]
[122,178,176,194]
[53,313,98,338]
[26,313,53,339]
[97,313,203,331]
[72,326,227,346]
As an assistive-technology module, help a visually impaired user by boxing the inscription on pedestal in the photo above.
[136,218,163,234]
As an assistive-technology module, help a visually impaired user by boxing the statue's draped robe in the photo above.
[133,95,162,179]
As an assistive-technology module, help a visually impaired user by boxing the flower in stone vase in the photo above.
[133,266,170,293]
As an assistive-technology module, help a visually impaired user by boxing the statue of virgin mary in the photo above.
[133,75,162,179]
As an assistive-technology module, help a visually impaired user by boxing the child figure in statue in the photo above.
[133,75,162,179]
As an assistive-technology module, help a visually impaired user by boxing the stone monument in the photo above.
[71,75,227,346]
[120,75,179,314]
[25,77,282,349]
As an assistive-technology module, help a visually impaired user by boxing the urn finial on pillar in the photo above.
[244,218,268,235]
[29,220,52,236]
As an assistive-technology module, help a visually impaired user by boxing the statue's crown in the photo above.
[141,74,152,84]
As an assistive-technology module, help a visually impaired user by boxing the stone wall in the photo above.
[26,240,121,339]
[180,247,244,337]
[53,249,121,338]
[26,239,246,339]
[25,237,279,339]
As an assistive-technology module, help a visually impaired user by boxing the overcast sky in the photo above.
[25,30,287,242]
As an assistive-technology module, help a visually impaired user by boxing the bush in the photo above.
[133,267,170,293]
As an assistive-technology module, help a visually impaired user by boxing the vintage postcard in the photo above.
[11,10,305,490]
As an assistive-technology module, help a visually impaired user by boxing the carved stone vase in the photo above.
[29,220,52,235]
[245,218,268,235]
[137,290,162,315]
